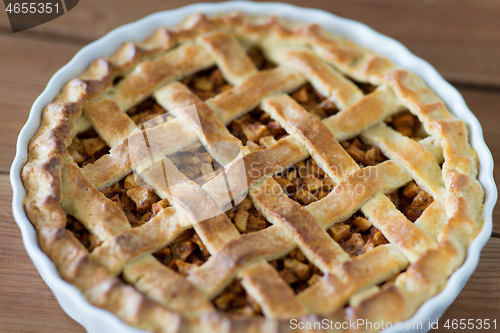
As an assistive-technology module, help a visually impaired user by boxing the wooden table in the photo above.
[0,1,498,332]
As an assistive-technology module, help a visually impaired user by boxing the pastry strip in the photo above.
[265,46,364,109]
[197,31,258,85]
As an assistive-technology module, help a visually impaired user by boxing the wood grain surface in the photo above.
[0,1,498,332]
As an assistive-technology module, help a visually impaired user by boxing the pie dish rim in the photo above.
[10,1,497,332]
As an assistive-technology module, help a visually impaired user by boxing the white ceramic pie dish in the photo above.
[10,2,496,332]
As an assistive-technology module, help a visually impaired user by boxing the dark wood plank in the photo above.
[0,175,85,332]
[0,0,499,87]
[435,237,500,333]
[0,33,81,173]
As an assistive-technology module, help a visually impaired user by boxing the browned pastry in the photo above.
[22,12,484,333]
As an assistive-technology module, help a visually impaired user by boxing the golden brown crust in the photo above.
[250,177,350,273]
[154,82,244,164]
[361,123,445,197]
[113,43,215,111]
[123,256,215,318]
[90,207,185,274]
[240,262,307,319]
[61,159,130,240]
[201,135,310,209]
[265,47,363,109]
[262,94,358,181]
[83,99,137,147]
[188,226,295,299]
[306,161,413,229]
[37,226,184,333]
[23,102,81,230]
[298,244,408,314]
[206,67,306,124]
[21,11,484,333]
[322,85,404,141]
[197,31,258,85]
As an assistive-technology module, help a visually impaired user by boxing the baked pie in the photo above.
[22,12,484,333]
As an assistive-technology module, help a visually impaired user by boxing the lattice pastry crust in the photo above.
[22,12,484,333]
